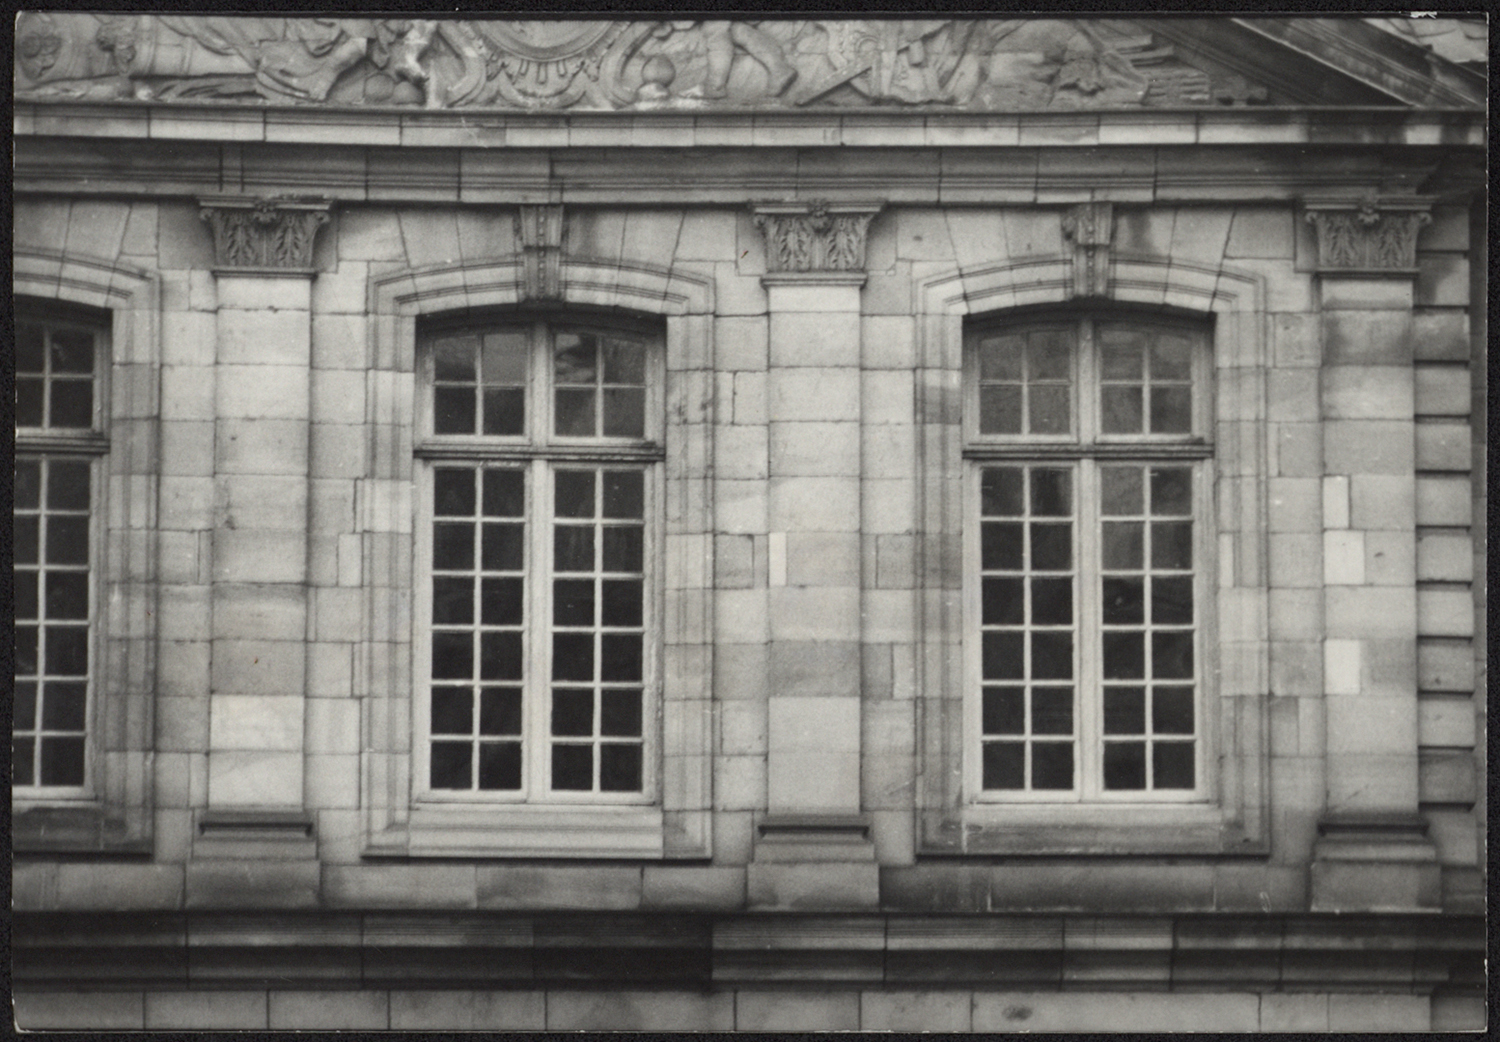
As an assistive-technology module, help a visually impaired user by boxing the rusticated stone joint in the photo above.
[515,204,566,301]
[199,196,332,273]
[1062,201,1114,299]
[1303,194,1432,274]
[751,200,883,274]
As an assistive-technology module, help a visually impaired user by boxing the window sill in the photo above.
[12,802,152,855]
[923,803,1266,857]
[367,804,665,859]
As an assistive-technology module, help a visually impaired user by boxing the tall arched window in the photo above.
[414,313,664,804]
[965,311,1213,801]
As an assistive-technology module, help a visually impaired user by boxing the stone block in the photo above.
[311,421,369,479]
[1321,475,1349,528]
[1268,533,1320,588]
[973,991,1259,1033]
[860,990,972,1032]
[159,584,212,641]
[1414,475,1471,526]
[209,694,302,750]
[159,640,211,698]
[14,991,146,1031]
[768,477,861,532]
[1418,694,1476,747]
[1328,994,1428,1032]
[311,368,367,426]
[716,478,769,534]
[1411,309,1469,361]
[770,311,860,367]
[1324,753,1420,813]
[715,754,766,811]
[1272,313,1321,367]
[1348,475,1414,531]
[312,313,369,370]
[1322,531,1365,585]
[306,753,360,808]
[1322,310,1413,364]
[1416,254,1469,307]
[1416,532,1473,582]
[1273,422,1321,477]
[1430,995,1486,1032]
[714,424,767,481]
[215,418,308,476]
[767,749,859,812]
[770,421,860,476]
[146,991,268,1030]
[1265,368,1318,421]
[714,643,768,701]
[1414,364,1470,415]
[768,587,860,641]
[1323,421,1413,476]
[1269,640,1322,696]
[769,640,861,698]
[185,861,320,910]
[477,865,641,909]
[268,991,388,1031]
[735,990,861,1032]
[1417,589,1474,637]
[1417,639,1476,692]
[1257,993,1329,1032]
[1362,530,1414,586]
[215,312,311,368]
[1318,276,1414,311]
[217,276,310,312]
[547,990,734,1032]
[714,534,755,589]
[208,750,302,806]
[784,531,860,587]
[1268,589,1323,641]
[1267,478,1320,532]
[161,420,216,476]
[211,583,307,642]
[324,865,477,908]
[1321,365,1412,419]
[715,316,768,370]
[210,638,306,696]
[307,641,353,697]
[767,368,860,422]
[715,590,768,644]
[1224,206,1295,259]
[56,864,183,911]
[732,371,768,425]
[390,991,546,1031]
[641,866,746,909]
[1325,587,1415,639]
[1415,421,1471,470]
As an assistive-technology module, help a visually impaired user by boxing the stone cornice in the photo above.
[1302,194,1433,275]
[198,195,332,274]
[750,200,883,275]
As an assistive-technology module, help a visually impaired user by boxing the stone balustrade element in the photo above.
[1303,194,1432,274]
[199,196,333,274]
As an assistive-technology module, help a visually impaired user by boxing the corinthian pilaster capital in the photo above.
[198,196,333,274]
[751,200,883,276]
[1302,194,1433,275]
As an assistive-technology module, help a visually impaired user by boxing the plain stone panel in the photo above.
[1326,753,1419,812]
[770,311,860,366]
[209,694,302,750]
[185,861,320,909]
[1257,993,1329,1032]
[1273,423,1321,477]
[714,316,768,370]
[158,640,211,698]
[642,867,745,910]
[477,866,642,909]
[324,865,477,909]
[1411,310,1469,361]
[147,991,268,1030]
[767,368,860,421]
[768,587,860,641]
[1416,532,1472,582]
[1418,695,1476,747]
[161,420,217,476]
[157,695,209,753]
[768,477,861,532]
[1272,313,1321,367]
[767,750,859,811]
[769,641,860,698]
[215,311,312,368]
[1268,533,1320,588]
[158,584,213,641]
[216,418,309,475]
[14,991,146,1030]
[1429,995,1486,1032]
[860,990,972,1032]
[1416,254,1469,307]
[306,753,361,808]
[548,990,734,1031]
[1323,421,1414,475]
[1414,421,1471,470]
[1325,587,1415,639]
[208,750,303,806]
[861,315,917,368]
[211,584,306,642]
[1265,368,1318,421]
[1328,994,1428,1032]
[1347,475,1414,531]
[1322,311,1413,364]
[1417,589,1475,637]
[1414,365,1470,415]
[1362,530,1415,586]
[715,590,768,644]
[269,990,389,1030]
[784,531,860,586]
[735,989,860,1031]
[715,754,767,811]
[1320,366,1412,419]
[392,990,546,1031]
[1267,478,1320,532]
[973,991,1259,1032]
[1414,475,1471,526]
[770,421,860,476]
[55,864,182,910]
[210,638,306,695]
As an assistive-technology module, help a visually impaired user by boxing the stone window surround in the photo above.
[13,247,161,854]
[914,250,1272,855]
[361,251,717,859]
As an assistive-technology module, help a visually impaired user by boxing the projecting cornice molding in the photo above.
[1302,194,1433,275]
[198,195,333,274]
[751,200,883,276]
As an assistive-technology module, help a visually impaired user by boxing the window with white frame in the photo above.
[965,312,1212,801]
[415,315,662,803]
[13,304,109,794]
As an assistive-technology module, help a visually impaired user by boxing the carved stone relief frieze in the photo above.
[14,14,1277,113]
[1303,194,1433,274]
[199,196,332,272]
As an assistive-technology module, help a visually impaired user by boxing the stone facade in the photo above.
[11,16,1486,1032]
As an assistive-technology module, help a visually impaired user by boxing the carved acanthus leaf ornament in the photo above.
[1303,196,1433,274]
[199,197,332,272]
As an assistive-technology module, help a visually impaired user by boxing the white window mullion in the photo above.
[1077,457,1102,801]
[527,456,551,798]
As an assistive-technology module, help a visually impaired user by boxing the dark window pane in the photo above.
[1102,522,1143,570]
[601,579,643,627]
[482,470,525,518]
[1101,385,1142,433]
[432,523,474,570]
[1151,334,1192,380]
[1103,741,1146,789]
[978,385,1021,435]
[15,681,37,729]
[17,323,45,371]
[15,625,38,675]
[1030,631,1073,680]
[555,388,596,436]
[603,470,645,519]
[15,570,39,620]
[1028,385,1069,435]
[1151,575,1194,624]
[980,468,1023,517]
[982,741,1025,789]
[600,744,643,792]
[1031,742,1074,790]
[1152,632,1194,679]
[39,737,85,786]
[45,572,88,620]
[478,742,522,790]
[554,337,597,384]
[601,634,642,682]
[553,526,594,572]
[981,522,1023,570]
[1029,469,1071,517]
[431,632,473,679]
[1151,522,1194,570]
[432,576,472,625]
[47,516,90,565]
[14,739,34,786]
[48,462,90,510]
[1102,577,1144,625]
[1103,631,1144,679]
[551,744,593,790]
[553,578,595,626]
[480,631,524,681]
[552,633,594,681]
[1031,687,1073,735]
[430,741,471,789]
[1029,524,1071,571]
[1153,742,1195,789]
[41,682,87,731]
[16,519,39,566]
[1027,330,1071,379]
[480,577,523,626]
[482,388,525,435]
[50,329,95,373]
[1101,467,1143,516]
[603,388,645,437]
[601,690,643,737]
[433,386,476,434]
[16,379,44,427]
[978,336,1022,380]
[482,523,525,571]
[50,380,93,428]
[982,686,1025,734]
[602,339,646,384]
[481,331,527,383]
[45,626,88,676]
[1152,686,1195,735]
[981,577,1023,625]
[602,526,643,573]
[982,631,1023,680]
[430,687,473,735]
[1100,335,1142,379]
[555,471,595,518]
[1150,386,1192,434]
[479,687,523,735]
[433,337,477,381]
[1030,577,1072,625]
[434,468,476,517]
[551,688,594,736]
[1150,468,1193,516]
[15,461,40,509]
[1104,686,1146,735]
